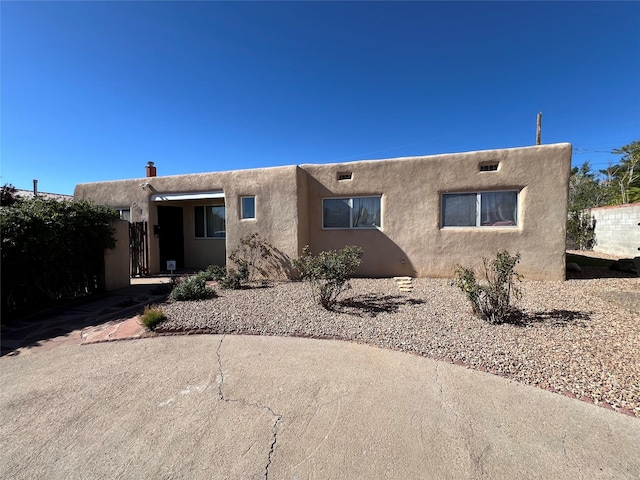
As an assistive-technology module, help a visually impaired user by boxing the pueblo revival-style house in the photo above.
[74,143,572,284]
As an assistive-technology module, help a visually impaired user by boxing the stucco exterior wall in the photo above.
[590,203,640,257]
[75,143,571,280]
[75,165,302,275]
[220,166,301,263]
[103,219,130,291]
[301,143,571,280]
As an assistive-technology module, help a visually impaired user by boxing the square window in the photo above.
[241,196,255,219]
[442,193,477,226]
[480,191,517,226]
[323,199,351,228]
[195,205,225,238]
[442,191,518,227]
[116,208,130,221]
[323,197,381,229]
[207,206,225,237]
[352,197,381,227]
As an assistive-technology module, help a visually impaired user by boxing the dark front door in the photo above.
[157,206,184,271]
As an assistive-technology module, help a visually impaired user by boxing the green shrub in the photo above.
[140,304,166,331]
[204,264,226,281]
[204,263,247,290]
[293,245,363,310]
[169,272,217,301]
[452,251,523,324]
[0,198,118,315]
[217,266,249,290]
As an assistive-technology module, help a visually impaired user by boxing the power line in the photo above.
[573,148,615,154]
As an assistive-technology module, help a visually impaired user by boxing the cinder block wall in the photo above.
[591,203,640,257]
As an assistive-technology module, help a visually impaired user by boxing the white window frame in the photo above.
[116,208,130,222]
[194,205,226,239]
[241,196,256,220]
[441,190,519,228]
[322,196,382,230]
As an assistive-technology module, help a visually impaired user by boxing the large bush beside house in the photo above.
[0,198,118,316]
[293,245,363,310]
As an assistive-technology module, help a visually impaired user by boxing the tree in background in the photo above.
[1,184,20,207]
[569,162,605,211]
[567,162,601,249]
[601,140,640,205]
[567,139,640,250]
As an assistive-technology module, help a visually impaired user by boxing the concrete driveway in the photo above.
[1,335,639,479]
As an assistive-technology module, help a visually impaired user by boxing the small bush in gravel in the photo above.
[204,264,226,281]
[140,304,166,331]
[169,273,217,301]
[452,250,523,324]
[205,263,248,289]
[218,266,249,289]
[293,245,363,310]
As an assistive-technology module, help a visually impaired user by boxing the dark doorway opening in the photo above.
[157,205,184,271]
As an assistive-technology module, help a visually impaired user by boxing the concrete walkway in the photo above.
[1,335,639,479]
[1,279,166,357]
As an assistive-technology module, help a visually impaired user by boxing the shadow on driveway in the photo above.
[1,281,169,357]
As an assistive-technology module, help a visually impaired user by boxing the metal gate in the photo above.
[129,221,149,277]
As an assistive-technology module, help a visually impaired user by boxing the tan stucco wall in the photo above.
[75,165,302,275]
[301,143,571,280]
[295,166,311,255]
[75,143,571,280]
[103,219,130,291]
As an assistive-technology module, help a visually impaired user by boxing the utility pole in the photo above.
[536,112,542,145]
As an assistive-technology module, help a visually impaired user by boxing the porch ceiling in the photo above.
[150,191,224,201]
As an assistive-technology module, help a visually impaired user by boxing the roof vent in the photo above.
[337,171,352,181]
[479,162,499,172]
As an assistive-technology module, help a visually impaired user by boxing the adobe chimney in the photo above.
[146,161,157,177]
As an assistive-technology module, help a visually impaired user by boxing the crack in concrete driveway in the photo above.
[1,334,638,479]
[216,336,283,479]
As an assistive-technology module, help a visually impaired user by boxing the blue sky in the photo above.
[2,1,639,195]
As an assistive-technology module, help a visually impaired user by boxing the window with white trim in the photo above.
[116,208,130,221]
[241,196,255,219]
[194,205,226,238]
[441,191,518,227]
[323,196,381,229]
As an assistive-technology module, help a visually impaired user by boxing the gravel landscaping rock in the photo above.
[159,277,640,417]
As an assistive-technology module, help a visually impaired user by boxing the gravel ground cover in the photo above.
[159,275,640,417]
